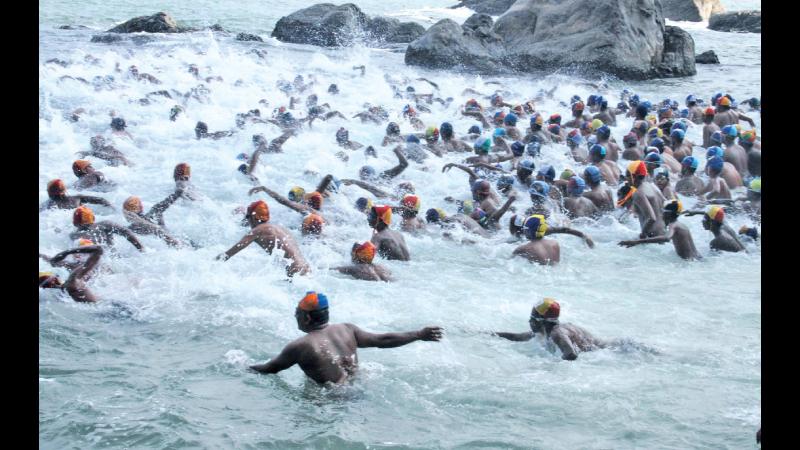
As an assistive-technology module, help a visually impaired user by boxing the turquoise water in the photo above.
[39,1,760,448]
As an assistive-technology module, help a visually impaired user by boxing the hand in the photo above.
[442,163,454,173]
[340,179,354,186]
[418,326,443,341]
[39,253,52,262]
[215,253,229,261]
[584,237,595,248]
[248,186,265,196]
[508,191,518,201]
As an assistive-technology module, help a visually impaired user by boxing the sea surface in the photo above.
[39,1,761,448]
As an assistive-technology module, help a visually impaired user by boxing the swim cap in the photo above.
[531,114,544,127]
[590,144,607,159]
[641,100,653,111]
[510,141,526,157]
[465,99,480,109]
[560,168,575,181]
[671,121,688,133]
[645,151,662,165]
[706,146,724,159]
[538,165,556,182]
[174,163,191,180]
[497,175,516,190]
[123,196,143,213]
[304,191,323,210]
[649,137,665,153]
[470,208,489,226]
[623,132,638,147]
[468,125,482,134]
[518,159,536,174]
[236,152,249,162]
[473,179,492,197]
[587,95,598,106]
[686,95,697,105]
[39,271,60,288]
[670,129,685,141]
[567,129,583,147]
[653,167,670,180]
[460,199,475,215]
[568,176,586,195]
[359,165,377,180]
[707,205,725,223]
[526,140,541,157]
[595,125,611,140]
[288,186,306,202]
[523,215,548,240]
[748,177,761,194]
[710,131,723,146]
[647,127,663,139]
[547,124,561,135]
[386,122,400,135]
[572,101,585,114]
[110,117,126,130]
[591,119,603,131]
[493,127,507,139]
[707,155,724,172]
[681,156,699,170]
[474,136,492,154]
[646,114,657,126]
[298,291,329,312]
[355,197,373,212]
[425,207,447,223]
[548,113,562,125]
[679,108,689,118]
[352,241,376,264]
[630,94,640,106]
[663,198,682,215]
[77,238,94,246]
[529,181,550,199]
[490,93,503,106]
[703,107,716,117]
[247,200,270,223]
[72,160,91,177]
[425,126,440,142]
[370,205,392,226]
[627,160,648,177]
[504,113,518,126]
[73,205,95,226]
[533,297,560,320]
[721,125,738,138]
[403,104,416,117]
[336,128,350,144]
[47,179,66,197]
[740,130,756,145]
[401,194,421,213]
[718,96,731,107]
[440,122,453,139]
[616,183,637,207]
[584,165,602,184]
[617,102,630,112]
[587,135,598,148]
[739,226,759,240]
[301,214,324,235]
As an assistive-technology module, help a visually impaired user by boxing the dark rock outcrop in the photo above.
[58,25,89,30]
[659,0,724,22]
[708,10,761,33]
[449,0,518,16]
[107,12,193,33]
[406,0,696,80]
[91,34,123,43]
[272,3,425,46]
[236,32,264,42]
[695,50,719,64]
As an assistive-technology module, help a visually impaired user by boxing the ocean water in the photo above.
[39,1,761,449]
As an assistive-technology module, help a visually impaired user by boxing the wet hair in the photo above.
[299,307,329,327]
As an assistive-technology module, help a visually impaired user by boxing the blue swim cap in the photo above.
[590,144,607,159]
[236,152,249,161]
[641,100,653,111]
[636,104,649,118]
[511,141,525,157]
[670,129,686,140]
[568,131,584,146]
[682,156,699,170]
[529,181,550,198]
[359,165,377,179]
[686,95,697,104]
[474,136,492,153]
[493,127,507,138]
[671,121,687,132]
[617,102,629,112]
[721,125,738,138]
[649,137,665,152]
[710,131,723,145]
[504,113,518,126]
[584,165,602,184]
[440,122,454,139]
[497,175,515,189]
[600,99,608,109]
[706,146,724,159]
[406,134,420,144]
[355,197,371,211]
[518,159,536,172]
[680,108,689,118]
[469,125,481,134]
[568,176,586,195]
[526,140,541,157]
[570,95,582,104]
[587,95,598,106]
[708,155,724,172]
[596,125,611,139]
[425,208,443,223]
[630,94,640,106]
[645,151,662,164]
[538,165,556,182]
[587,135,598,148]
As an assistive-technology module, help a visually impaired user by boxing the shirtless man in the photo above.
[195,121,235,140]
[121,194,184,247]
[686,95,704,124]
[720,125,748,176]
[582,166,614,212]
[714,96,755,128]
[512,215,594,265]
[589,144,620,187]
[564,101,587,129]
[40,179,113,211]
[674,156,705,196]
[425,208,491,238]
[594,125,620,162]
[71,160,115,191]
[248,186,327,223]
[368,205,410,261]
[336,128,364,150]
[398,194,426,232]
[700,156,732,200]
[38,245,104,303]
[619,199,701,260]
[493,298,607,360]
[382,122,405,146]
[592,98,617,126]
[621,132,643,161]
[249,292,442,384]
[625,160,666,238]
[75,135,132,167]
[563,176,599,219]
[110,117,133,139]
[440,122,472,153]
[668,129,692,162]
[685,206,745,252]
[70,205,144,251]
[216,200,310,276]
[653,168,675,200]
[702,108,721,148]
[333,242,394,282]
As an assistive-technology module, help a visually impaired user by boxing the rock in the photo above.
[91,34,123,43]
[208,24,227,32]
[107,12,192,33]
[58,25,89,30]
[708,10,761,33]
[463,13,494,30]
[449,0,518,16]
[659,0,724,22]
[272,3,425,46]
[406,0,696,80]
[236,32,264,42]
[695,49,719,64]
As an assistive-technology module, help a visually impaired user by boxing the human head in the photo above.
[702,107,716,124]
[174,163,191,181]
[194,121,208,139]
[644,151,662,173]
[72,160,92,178]
[355,197,373,214]
[400,194,421,218]
[529,298,560,332]
[327,83,339,94]
[530,114,544,130]
[528,181,550,204]
[571,101,585,118]
[303,191,323,210]
[681,155,699,175]
[623,132,638,149]
[39,271,63,289]
[589,144,607,163]
[536,165,556,183]
[547,124,561,136]
[472,180,492,200]
[567,176,585,196]
[425,207,447,224]
[301,214,324,235]
[468,125,482,135]
[496,175,516,194]
[386,122,400,136]
[47,179,67,199]
[526,138,541,157]
[508,214,525,237]
[595,124,611,142]
[649,137,665,154]
[739,129,756,149]
[425,126,440,144]
[653,167,670,190]
[566,129,583,149]
[110,117,126,131]
[73,205,95,227]
[368,205,392,230]
[717,95,731,111]
[703,205,725,230]
[626,160,648,186]
[517,159,536,182]
[721,124,738,144]
[295,291,330,332]
[336,127,349,144]
[246,200,270,226]
[670,129,685,144]
[359,165,377,181]
[662,198,682,224]
[583,165,602,186]
[474,136,491,155]
[747,177,761,201]
[504,113,518,127]
[707,155,724,176]
[351,241,376,264]
[123,196,144,214]
[523,214,548,241]
[440,122,454,141]
[288,186,306,203]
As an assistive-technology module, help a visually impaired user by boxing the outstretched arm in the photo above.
[489,193,517,223]
[736,111,756,127]
[217,231,257,261]
[347,323,443,348]
[619,235,670,247]
[442,163,479,183]
[77,195,113,209]
[462,110,491,129]
[52,245,104,303]
[250,342,299,374]
[547,226,595,248]
[340,179,392,198]
[493,331,534,341]
[470,162,508,173]
[248,186,312,215]
[269,131,293,152]
[381,146,409,180]
[102,222,144,251]
[144,191,181,226]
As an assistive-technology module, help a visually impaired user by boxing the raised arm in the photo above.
[493,331,534,341]
[250,341,299,374]
[381,146,409,180]
[489,193,517,222]
[346,323,442,348]
[269,131,293,152]
[52,245,104,303]
[462,110,491,129]
[144,191,181,226]
[442,163,479,183]
[547,226,595,248]
[470,162,508,173]
[217,231,258,261]
[340,179,392,199]
[77,195,113,209]
[315,174,334,194]
[248,186,312,215]
[101,222,144,251]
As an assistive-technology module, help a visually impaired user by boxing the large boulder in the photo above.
[272,3,425,46]
[236,32,264,42]
[107,12,193,33]
[407,0,696,80]
[695,49,719,64]
[708,10,761,33]
[659,0,724,22]
[449,0,518,15]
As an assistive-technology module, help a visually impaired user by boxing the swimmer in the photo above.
[512,215,594,265]
[216,200,310,276]
[69,205,144,251]
[248,185,327,222]
[76,135,132,167]
[398,194,426,232]
[625,161,667,237]
[41,179,113,211]
[110,117,133,139]
[122,194,185,247]
[701,107,721,148]
[594,125,620,162]
[523,114,551,144]
[333,242,394,282]
[173,163,197,201]
[564,101,588,128]
[653,168,675,200]
[195,121,235,140]
[669,129,692,162]
[426,207,490,238]
[621,131,643,160]
[592,98,617,126]
[685,95,704,124]
[619,199,701,260]
[674,156,704,196]
[563,176,599,219]
[493,298,607,360]
[368,205,410,261]
[700,155,732,200]
[719,125,748,176]
[439,122,472,152]
[38,245,104,303]
[589,144,620,187]
[582,166,614,212]
[683,206,745,252]
[713,95,755,128]
[336,127,364,150]
[382,122,405,146]
[250,292,441,384]
[71,160,115,191]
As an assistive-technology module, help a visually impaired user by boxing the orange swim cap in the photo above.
[627,160,648,178]
[77,238,94,246]
[718,96,731,107]
[246,200,270,223]
[370,205,392,226]
[351,241,376,264]
[73,205,95,226]
[301,214,324,235]
[707,205,725,223]
[174,163,191,180]
[123,196,143,213]
[401,194,421,213]
[72,160,91,177]
[703,107,715,116]
[47,179,66,198]
[304,191,323,210]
